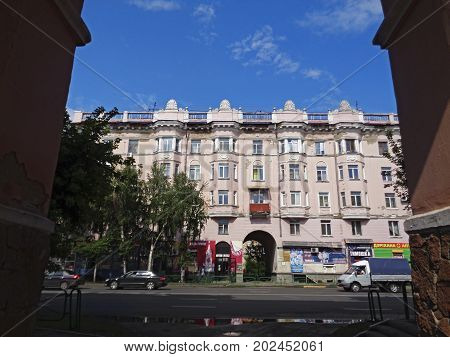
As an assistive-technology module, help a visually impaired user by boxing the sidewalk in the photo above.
[82,281,337,289]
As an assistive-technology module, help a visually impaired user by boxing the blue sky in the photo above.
[68,0,397,113]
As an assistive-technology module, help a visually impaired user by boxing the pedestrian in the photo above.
[180,266,185,283]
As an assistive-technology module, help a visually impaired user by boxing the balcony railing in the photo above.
[341,207,370,219]
[307,113,329,121]
[189,113,208,120]
[249,203,270,217]
[363,114,390,122]
[243,113,272,121]
[128,112,153,120]
[111,113,123,120]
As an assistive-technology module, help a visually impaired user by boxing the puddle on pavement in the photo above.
[110,316,364,327]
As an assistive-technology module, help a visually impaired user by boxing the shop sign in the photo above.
[350,251,371,257]
[373,243,409,249]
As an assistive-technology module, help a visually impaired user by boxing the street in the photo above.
[40,285,414,321]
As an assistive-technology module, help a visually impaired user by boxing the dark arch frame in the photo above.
[243,230,277,275]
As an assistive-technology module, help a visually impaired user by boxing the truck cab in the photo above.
[337,261,371,292]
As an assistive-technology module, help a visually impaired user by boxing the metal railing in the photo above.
[363,114,390,122]
[128,112,153,120]
[189,113,208,120]
[38,288,82,331]
[308,113,329,121]
[243,113,272,120]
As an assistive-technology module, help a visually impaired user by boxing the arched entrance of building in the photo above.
[243,231,277,276]
[215,241,231,275]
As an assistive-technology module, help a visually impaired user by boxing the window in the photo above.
[289,164,300,180]
[388,221,400,236]
[348,165,359,180]
[210,163,214,180]
[174,163,180,175]
[161,137,174,152]
[305,192,309,206]
[218,163,229,179]
[218,190,229,205]
[341,192,346,207]
[290,191,301,206]
[253,140,263,155]
[128,139,138,154]
[345,139,357,153]
[175,138,181,152]
[278,140,285,154]
[252,164,264,181]
[385,193,397,208]
[287,139,299,153]
[304,165,308,180]
[191,140,201,153]
[338,165,344,180]
[381,167,392,182]
[321,220,332,236]
[315,141,325,155]
[280,192,286,206]
[162,163,171,177]
[378,141,389,155]
[233,191,238,206]
[319,192,330,208]
[218,220,229,235]
[251,189,267,204]
[280,164,285,181]
[290,223,300,235]
[316,165,328,181]
[189,165,200,180]
[218,137,231,152]
[351,221,362,236]
[233,164,238,180]
[351,191,362,207]
[209,191,214,205]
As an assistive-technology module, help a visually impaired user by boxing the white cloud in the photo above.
[128,0,180,11]
[303,68,323,80]
[193,4,215,23]
[298,0,382,33]
[229,26,299,74]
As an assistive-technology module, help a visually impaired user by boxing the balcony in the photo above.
[128,112,153,120]
[242,112,272,122]
[341,207,370,219]
[307,113,329,122]
[208,205,239,218]
[189,112,208,120]
[280,206,309,218]
[363,114,390,123]
[249,203,270,217]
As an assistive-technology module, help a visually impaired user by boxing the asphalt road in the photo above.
[40,286,414,321]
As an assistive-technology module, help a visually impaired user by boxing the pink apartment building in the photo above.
[74,98,411,282]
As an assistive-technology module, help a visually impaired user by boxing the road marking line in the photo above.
[171,305,216,309]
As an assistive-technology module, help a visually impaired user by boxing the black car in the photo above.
[105,271,167,290]
[43,270,84,290]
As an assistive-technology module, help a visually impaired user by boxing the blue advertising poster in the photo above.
[290,249,304,273]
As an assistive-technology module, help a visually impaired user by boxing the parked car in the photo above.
[337,258,411,293]
[43,270,84,290]
[105,271,167,290]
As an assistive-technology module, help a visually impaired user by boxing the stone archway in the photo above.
[243,230,277,276]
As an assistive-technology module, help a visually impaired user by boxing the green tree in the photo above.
[105,158,147,274]
[49,107,122,259]
[144,163,208,271]
[244,241,266,276]
[383,130,410,208]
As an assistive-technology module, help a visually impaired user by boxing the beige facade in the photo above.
[74,98,411,281]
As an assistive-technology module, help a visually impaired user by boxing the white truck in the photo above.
[337,258,411,293]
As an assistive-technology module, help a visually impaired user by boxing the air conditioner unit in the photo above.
[311,247,319,253]
[127,152,133,157]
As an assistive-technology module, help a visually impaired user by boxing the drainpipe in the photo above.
[275,123,283,239]
[332,134,345,263]
[184,123,189,173]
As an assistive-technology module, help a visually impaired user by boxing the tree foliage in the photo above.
[383,130,410,209]
[244,241,266,276]
[49,107,122,258]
